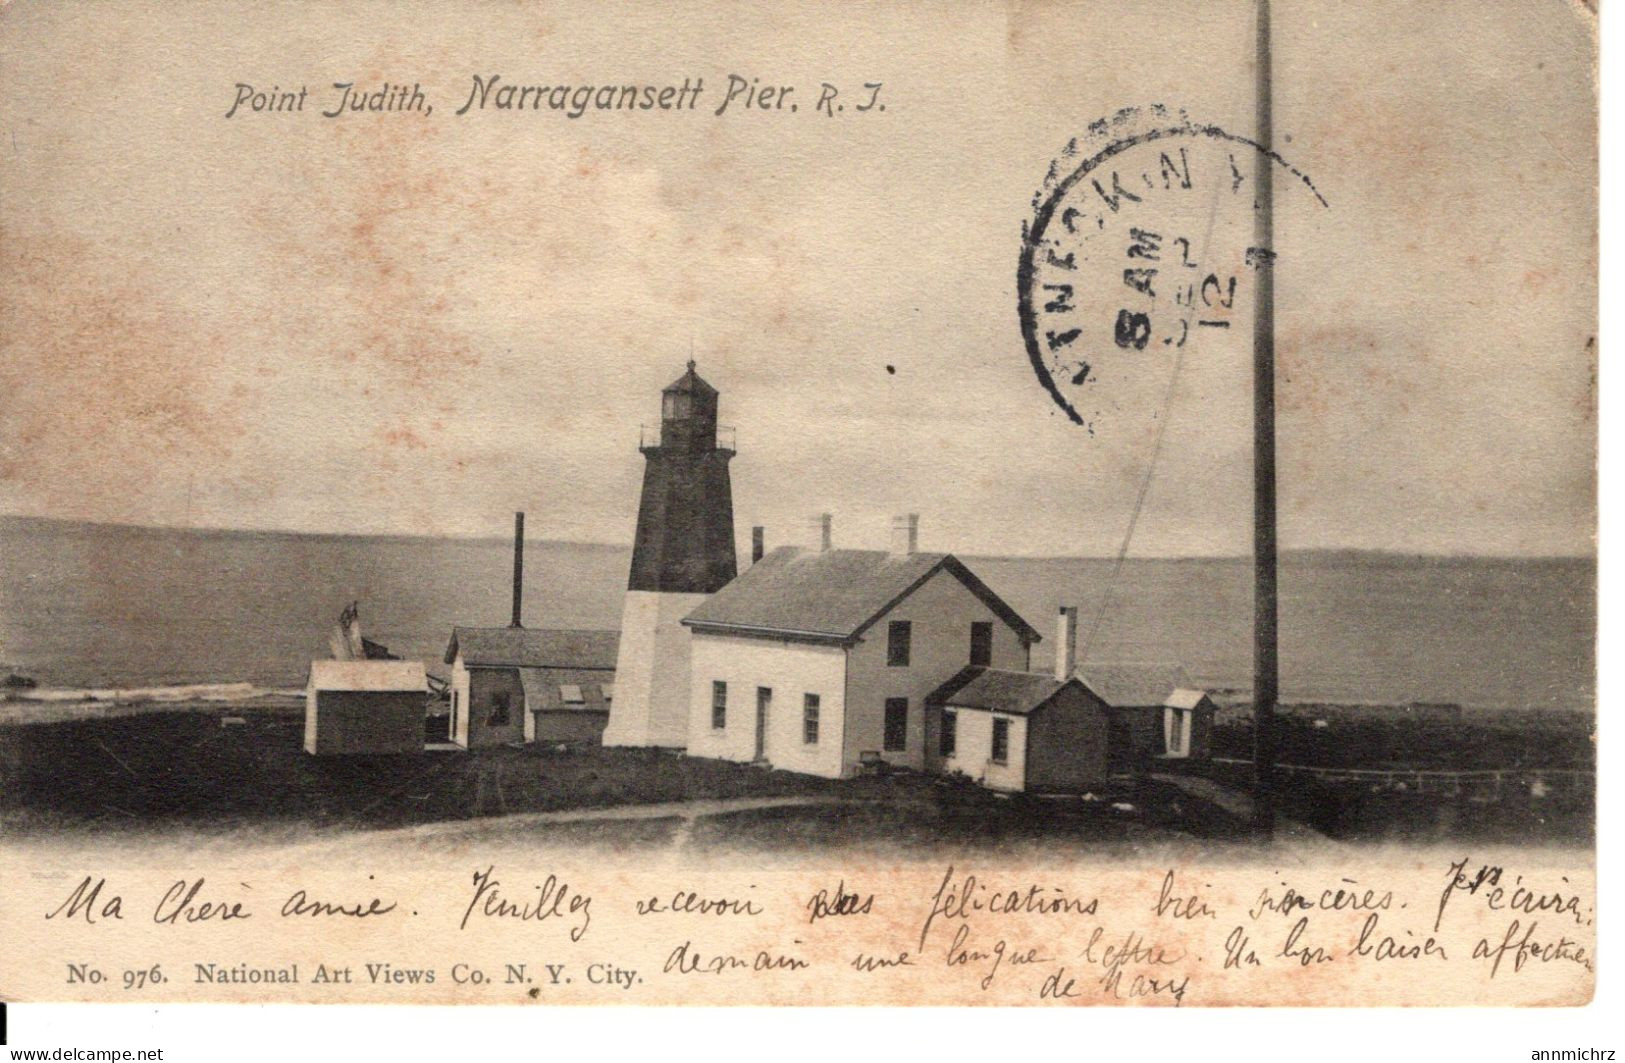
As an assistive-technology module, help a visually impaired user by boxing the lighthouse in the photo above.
[602,361,738,748]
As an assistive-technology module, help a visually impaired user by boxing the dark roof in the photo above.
[930,666,1093,716]
[682,547,1042,646]
[1076,663,1192,707]
[665,360,717,396]
[445,627,619,668]
[519,667,613,714]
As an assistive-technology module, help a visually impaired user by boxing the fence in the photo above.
[1208,757,1594,799]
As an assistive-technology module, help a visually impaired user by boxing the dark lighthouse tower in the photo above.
[604,361,739,748]
[628,362,738,594]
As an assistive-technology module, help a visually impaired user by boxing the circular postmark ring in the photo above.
[1018,105,1327,427]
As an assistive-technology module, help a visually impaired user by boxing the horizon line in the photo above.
[0,512,1596,564]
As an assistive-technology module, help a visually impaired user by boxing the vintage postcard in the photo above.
[0,0,1597,1011]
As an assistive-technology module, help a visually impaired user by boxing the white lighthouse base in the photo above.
[603,590,708,749]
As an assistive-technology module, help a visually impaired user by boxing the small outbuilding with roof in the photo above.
[927,665,1111,793]
[304,659,429,756]
[1077,663,1213,770]
[444,626,619,749]
[1161,687,1216,760]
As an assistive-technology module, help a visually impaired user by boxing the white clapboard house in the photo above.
[680,515,1043,779]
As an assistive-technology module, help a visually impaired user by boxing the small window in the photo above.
[488,691,511,727]
[969,622,993,667]
[884,697,908,752]
[600,683,614,703]
[711,681,728,730]
[940,709,957,759]
[803,694,820,745]
[991,717,1010,764]
[559,683,585,705]
[887,621,912,667]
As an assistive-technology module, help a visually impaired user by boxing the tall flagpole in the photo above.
[1251,0,1279,839]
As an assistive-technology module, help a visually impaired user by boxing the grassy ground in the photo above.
[1210,713,1594,772]
[0,707,1247,849]
[0,708,830,836]
[1208,765,1595,846]
[4,704,1588,849]
[686,776,1244,859]
[1202,714,1595,845]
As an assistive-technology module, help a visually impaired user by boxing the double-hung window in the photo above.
[991,717,1010,764]
[711,681,728,730]
[887,621,912,667]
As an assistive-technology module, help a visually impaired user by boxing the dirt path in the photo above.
[278,794,856,859]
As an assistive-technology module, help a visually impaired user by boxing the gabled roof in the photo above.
[445,626,619,669]
[519,667,613,714]
[1165,687,1212,710]
[682,547,1042,646]
[1076,663,1193,708]
[930,665,1097,716]
[308,659,427,692]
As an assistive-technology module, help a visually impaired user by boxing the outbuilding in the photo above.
[1162,687,1216,760]
[520,668,615,745]
[1077,664,1213,771]
[304,660,429,755]
[928,665,1111,793]
[443,626,619,748]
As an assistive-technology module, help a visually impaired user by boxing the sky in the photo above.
[0,0,1597,557]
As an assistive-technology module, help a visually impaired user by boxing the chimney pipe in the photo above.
[1056,605,1078,681]
[510,511,525,629]
[806,513,832,552]
[751,526,765,564]
[890,513,920,556]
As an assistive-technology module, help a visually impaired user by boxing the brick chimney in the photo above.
[1056,605,1078,680]
[890,513,919,556]
[804,513,832,552]
[751,525,765,564]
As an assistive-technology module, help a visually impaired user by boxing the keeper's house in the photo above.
[681,515,1042,779]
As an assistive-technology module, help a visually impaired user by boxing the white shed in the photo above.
[304,660,428,755]
[1162,687,1216,760]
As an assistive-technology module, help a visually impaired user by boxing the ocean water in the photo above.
[0,517,1595,712]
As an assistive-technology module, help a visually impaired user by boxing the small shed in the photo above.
[929,666,1111,793]
[1162,688,1216,760]
[304,660,428,755]
[443,627,619,748]
[520,668,614,745]
[1078,664,1214,771]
